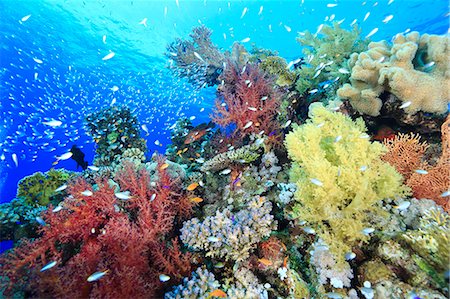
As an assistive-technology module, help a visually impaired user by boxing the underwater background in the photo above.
[0,0,449,298]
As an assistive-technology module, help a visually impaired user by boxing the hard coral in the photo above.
[0,159,193,298]
[285,105,408,266]
[338,31,450,116]
[212,61,282,138]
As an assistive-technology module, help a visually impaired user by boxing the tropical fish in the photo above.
[40,261,57,272]
[372,125,396,141]
[208,289,227,298]
[81,190,93,196]
[187,182,199,191]
[208,236,220,242]
[310,178,323,186]
[366,27,378,38]
[159,274,170,282]
[115,191,132,200]
[382,14,394,24]
[190,197,203,203]
[184,122,214,144]
[102,52,115,61]
[55,184,68,192]
[258,258,273,266]
[11,153,18,167]
[160,163,169,170]
[139,17,148,27]
[87,270,109,282]
[57,152,73,161]
[241,37,250,43]
[21,14,31,22]
[42,119,63,127]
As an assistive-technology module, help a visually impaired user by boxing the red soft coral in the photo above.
[1,159,193,298]
[212,61,282,139]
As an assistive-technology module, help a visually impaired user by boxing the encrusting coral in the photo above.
[0,158,194,298]
[285,105,409,266]
[337,31,450,116]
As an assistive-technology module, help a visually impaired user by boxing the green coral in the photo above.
[259,56,297,87]
[402,208,449,289]
[295,22,368,97]
[17,169,74,207]
[285,105,408,266]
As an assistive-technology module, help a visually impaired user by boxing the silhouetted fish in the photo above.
[70,145,88,170]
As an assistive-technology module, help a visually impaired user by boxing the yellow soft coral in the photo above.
[285,105,409,266]
[337,32,450,116]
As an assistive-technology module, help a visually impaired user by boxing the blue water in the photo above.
[0,0,448,205]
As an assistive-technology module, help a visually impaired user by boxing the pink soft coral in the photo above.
[212,61,282,139]
[1,158,193,298]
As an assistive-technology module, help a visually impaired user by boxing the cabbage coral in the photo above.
[285,105,409,266]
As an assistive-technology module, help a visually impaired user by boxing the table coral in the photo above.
[285,105,408,266]
[0,159,193,298]
[337,31,450,116]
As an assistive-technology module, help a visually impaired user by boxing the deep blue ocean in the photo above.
[0,0,448,204]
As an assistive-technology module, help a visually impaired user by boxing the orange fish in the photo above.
[208,289,227,298]
[283,256,288,268]
[372,125,396,141]
[258,258,273,266]
[190,197,204,203]
[160,163,169,170]
[184,122,215,145]
[187,182,199,191]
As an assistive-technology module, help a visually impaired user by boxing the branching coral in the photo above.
[382,133,429,180]
[285,105,408,266]
[382,117,449,211]
[0,159,193,298]
[212,61,282,138]
[85,105,147,167]
[166,26,225,88]
[337,31,450,116]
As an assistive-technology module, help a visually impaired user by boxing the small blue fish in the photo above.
[35,216,46,226]
[87,270,109,282]
[40,261,57,272]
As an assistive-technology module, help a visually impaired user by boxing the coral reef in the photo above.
[337,31,450,116]
[259,56,297,87]
[0,159,193,298]
[285,105,408,266]
[166,26,225,88]
[85,105,147,167]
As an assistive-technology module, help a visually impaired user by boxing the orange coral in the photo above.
[407,117,449,211]
[382,133,429,180]
[382,117,449,211]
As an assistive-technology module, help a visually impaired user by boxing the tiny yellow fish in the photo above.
[208,289,227,298]
[187,182,199,191]
[258,258,273,266]
[190,197,204,203]
[160,163,169,170]
[182,148,188,153]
